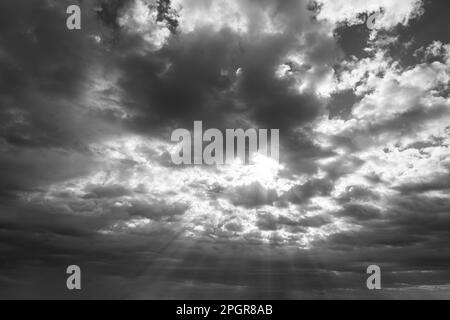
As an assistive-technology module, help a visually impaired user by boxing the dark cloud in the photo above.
[225,182,278,208]
[333,22,371,59]
[117,28,241,131]
[96,0,131,29]
[127,199,188,221]
[0,145,98,197]
[385,0,450,68]
[327,89,360,120]
[284,178,333,204]
[83,184,132,198]
[337,185,380,203]
[335,203,382,222]
[0,0,121,162]
[256,212,331,232]
[393,175,450,195]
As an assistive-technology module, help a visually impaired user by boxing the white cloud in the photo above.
[118,0,172,51]
[172,0,249,33]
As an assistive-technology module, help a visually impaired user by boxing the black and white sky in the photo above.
[0,0,449,299]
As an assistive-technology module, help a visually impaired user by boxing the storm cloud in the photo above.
[0,0,449,299]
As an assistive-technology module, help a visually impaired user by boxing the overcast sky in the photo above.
[0,0,449,299]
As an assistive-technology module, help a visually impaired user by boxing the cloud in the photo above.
[315,0,424,30]
[225,182,278,208]
[0,0,449,299]
[284,178,333,204]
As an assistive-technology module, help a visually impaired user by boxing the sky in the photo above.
[0,0,449,299]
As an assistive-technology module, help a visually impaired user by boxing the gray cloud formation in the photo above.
[0,0,449,299]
